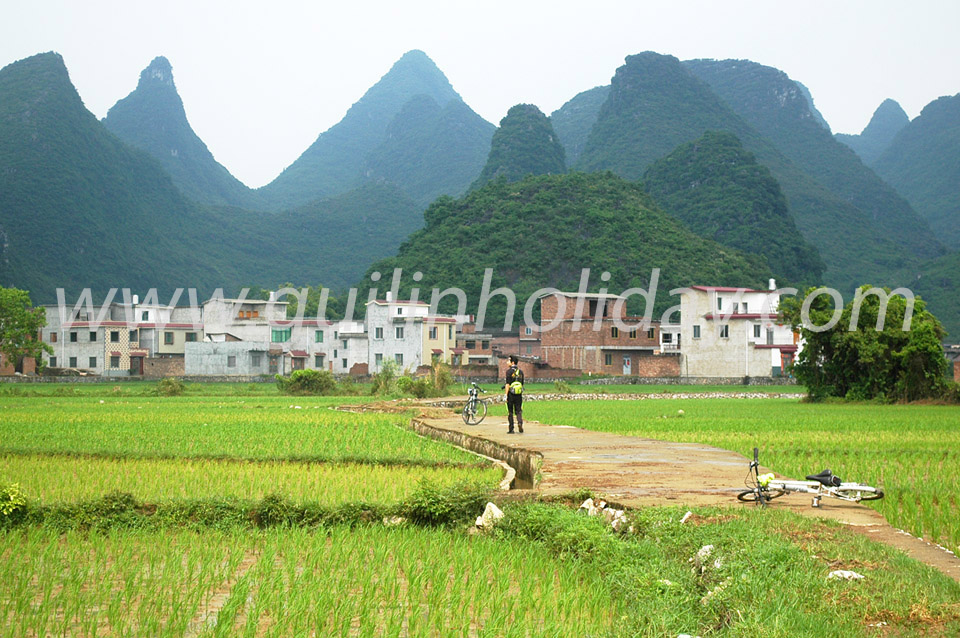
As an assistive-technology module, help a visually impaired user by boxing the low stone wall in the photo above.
[580,376,798,386]
[409,418,541,489]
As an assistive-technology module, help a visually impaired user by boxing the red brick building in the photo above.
[538,292,679,377]
[0,352,37,375]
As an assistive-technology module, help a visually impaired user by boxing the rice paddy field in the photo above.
[495,398,960,555]
[2,382,959,636]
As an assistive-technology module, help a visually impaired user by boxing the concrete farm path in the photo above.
[376,394,960,584]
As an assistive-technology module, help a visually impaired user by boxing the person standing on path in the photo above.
[503,355,524,434]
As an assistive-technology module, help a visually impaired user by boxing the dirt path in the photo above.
[398,399,960,584]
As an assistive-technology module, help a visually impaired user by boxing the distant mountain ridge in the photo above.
[0,53,423,300]
[684,58,943,266]
[872,94,960,249]
[102,56,265,209]
[834,99,909,166]
[567,52,921,291]
[258,50,493,209]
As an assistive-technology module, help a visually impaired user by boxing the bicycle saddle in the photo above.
[806,469,842,487]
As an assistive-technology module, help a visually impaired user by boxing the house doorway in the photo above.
[622,355,632,376]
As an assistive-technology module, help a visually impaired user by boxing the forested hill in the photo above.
[471,104,566,189]
[872,94,960,250]
[642,131,824,286]
[834,99,909,166]
[257,50,493,209]
[568,51,917,292]
[102,56,265,209]
[684,59,942,265]
[0,53,424,301]
[360,172,773,325]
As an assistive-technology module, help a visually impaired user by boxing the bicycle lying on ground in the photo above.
[462,382,488,425]
[738,448,884,507]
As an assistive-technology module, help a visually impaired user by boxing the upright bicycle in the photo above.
[462,382,488,425]
[738,448,883,507]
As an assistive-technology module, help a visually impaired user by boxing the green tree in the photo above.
[780,286,948,402]
[0,287,52,373]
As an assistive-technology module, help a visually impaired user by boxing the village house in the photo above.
[365,296,459,373]
[678,282,798,378]
[538,292,680,377]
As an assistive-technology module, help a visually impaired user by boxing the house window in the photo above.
[647,328,654,339]
[111,331,120,343]
[524,326,533,336]
[375,327,383,340]
[252,310,259,319]
[693,325,701,339]
[663,333,673,343]
[164,331,174,345]
[89,357,97,368]
[720,325,729,338]
[630,329,637,339]
[334,350,338,358]
[342,358,348,369]
[741,303,749,314]
[342,340,347,349]
[49,356,57,367]
[50,332,57,343]
[227,355,236,368]
[129,330,138,342]
[611,327,619,338]
[141,311,149,321]
[69,356,77,368]
[604,354,612,366]
[767,329,774,345]
[69,331,77,342]
[186,332,197,342]
[429,326,438,339]
[395,353,403,366]
[89,331,96,341]
[315,330,324,343]
[397,308,403,316]
[481,340,489,350]
[271,328,291,343]
[526,345,532,354]
[315,354,324,368]
[395,326,404,339]
[251,353,262,367]
[110,356,120,368]
[754,325,761,339]
[448,326,453,339]
[375,353,383,365]
[465,340,476,349]
[334,331,338,339]
[717,296,723,311]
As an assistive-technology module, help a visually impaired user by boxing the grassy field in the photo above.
[2,382,959,636]
[497,398,960,555]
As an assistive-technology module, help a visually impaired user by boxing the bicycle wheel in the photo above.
[462,399,487,425]
[737,488,786,503]
[835,485,884,501]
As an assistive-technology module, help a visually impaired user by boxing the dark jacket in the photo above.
[504,365,524,392]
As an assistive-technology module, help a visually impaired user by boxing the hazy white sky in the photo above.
[3,0,958,188]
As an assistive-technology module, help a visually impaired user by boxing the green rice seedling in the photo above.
[0,396,480,466]
[0,454,501,506]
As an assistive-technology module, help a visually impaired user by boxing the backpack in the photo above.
[509,381,523,395]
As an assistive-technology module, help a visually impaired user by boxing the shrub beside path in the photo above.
[374,395,960,583]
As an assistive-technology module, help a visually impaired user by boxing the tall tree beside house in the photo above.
[0,287,52,373]
[779,286,949,402]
